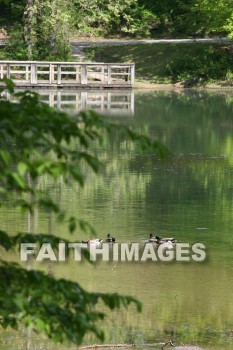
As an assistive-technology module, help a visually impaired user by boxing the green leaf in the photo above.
[11,173,27,190]
[36,319,46,331]
[70,167,84,186]
[17,162,28,177]
[81,153,100,172]
[0,150,11,165]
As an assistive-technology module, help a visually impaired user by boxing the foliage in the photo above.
[224,12,233,39]
[0,0,72,60]
[71,0,155,37]
[0,261,140,344]
[3,24,28,60]
[139,0,233,38]
[193,0,232,37]
[0,79,167,345]
[138,0,198,37]
[0,0,25,27]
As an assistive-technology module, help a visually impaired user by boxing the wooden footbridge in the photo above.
[0,61,135,89]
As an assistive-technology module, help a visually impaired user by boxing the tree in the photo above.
[0,79,167,345]
[23,0,72,60]
[24,0,34,58]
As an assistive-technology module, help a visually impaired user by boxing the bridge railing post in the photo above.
[81,65,87,84]
[76,66,80,82]
[57,64,61,85]
[107,65,112,85]
[6,63,10,79]
[49,64,54,84]
[30,63,37,84]
[26,64,29,81]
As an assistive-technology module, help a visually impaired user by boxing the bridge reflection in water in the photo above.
[46,90,134,115]
[5,89,134,116]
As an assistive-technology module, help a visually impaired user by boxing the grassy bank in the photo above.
[85,43,233,86]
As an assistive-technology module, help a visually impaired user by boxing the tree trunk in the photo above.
[24,0,34,59]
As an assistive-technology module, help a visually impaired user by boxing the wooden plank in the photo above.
[30,63,37,84]
[8,70,28,74]
[49,64,53,84]
[35,71,50,74]
[81,65,87,84]
[6,64,10,79]
[107,65,111,85]
[110,73,130,76]
[60,71,77,75]
[102,65,105,82]
[111,66,132,69]
[57,65,61,85]
[26,65,29,81]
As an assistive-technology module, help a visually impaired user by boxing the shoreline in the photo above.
[134,81,233,90]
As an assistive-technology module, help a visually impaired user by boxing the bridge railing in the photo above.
[0,61,135,87]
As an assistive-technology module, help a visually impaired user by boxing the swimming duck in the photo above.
[81,239,103,247]
[148,234,159,243]
[106,233,116,243]
[148,234,176,244]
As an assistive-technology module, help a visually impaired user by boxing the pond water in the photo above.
[1,88,233,350]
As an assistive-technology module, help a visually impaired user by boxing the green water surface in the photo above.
[1,89,233,350]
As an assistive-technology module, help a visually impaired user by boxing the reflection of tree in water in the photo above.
[130,91,233,239]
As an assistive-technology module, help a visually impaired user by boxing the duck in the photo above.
[148,234,158,243]
[148,234,176,244]
[106,233,116,243]
[81,239,103,247]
